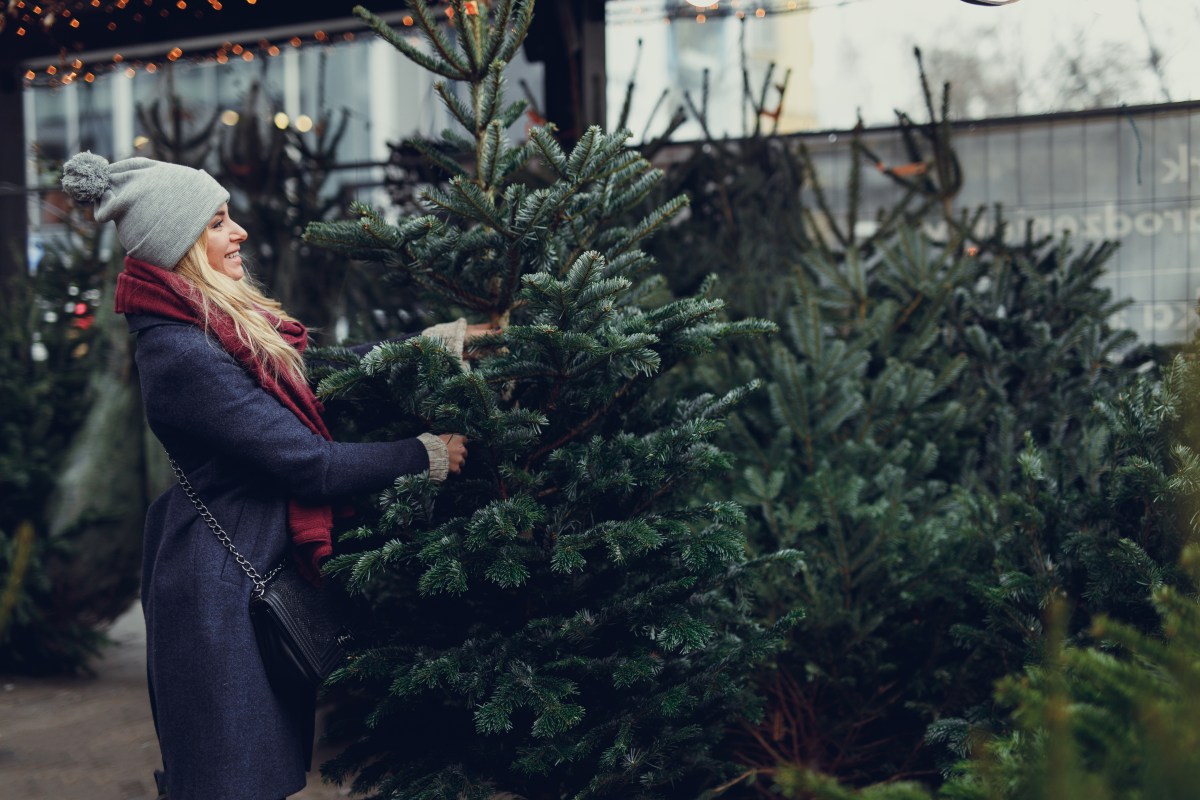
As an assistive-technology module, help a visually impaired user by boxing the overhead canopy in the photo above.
[3,1,411,67]
[0,0,607,287]
[3,0,604,137]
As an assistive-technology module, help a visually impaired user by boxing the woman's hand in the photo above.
[465,322,500,339]
[439,433,469,474]
[464,322,501,361]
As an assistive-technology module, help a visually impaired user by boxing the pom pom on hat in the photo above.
[61,151,113,205]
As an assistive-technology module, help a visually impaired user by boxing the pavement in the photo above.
[0,606,349,800]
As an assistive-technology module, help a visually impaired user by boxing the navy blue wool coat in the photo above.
[129,314,429,800]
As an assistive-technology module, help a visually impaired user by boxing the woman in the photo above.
[61,152,473,800]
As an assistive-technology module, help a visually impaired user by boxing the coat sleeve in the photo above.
[135,322,429,502]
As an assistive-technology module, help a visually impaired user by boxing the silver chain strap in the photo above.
[167,455,281,598]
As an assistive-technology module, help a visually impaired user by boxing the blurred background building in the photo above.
[8,0,1200,343]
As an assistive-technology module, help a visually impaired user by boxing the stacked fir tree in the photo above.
[0,216,110,673]
[765,344,1200,799]
[630,48,1170,781]
[303,2,797,797]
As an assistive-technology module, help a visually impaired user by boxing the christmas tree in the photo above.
[579,40,1190,794]
[690,191,1194,800]
[633,59,1162,787]
[0,205,112,673]
[302,2,797,797]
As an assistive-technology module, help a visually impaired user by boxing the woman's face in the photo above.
[205,203,248,280]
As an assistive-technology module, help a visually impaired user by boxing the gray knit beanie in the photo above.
[61,152,230,270]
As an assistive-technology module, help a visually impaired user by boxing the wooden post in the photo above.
[0,64,28,286]
[524,0,607,143]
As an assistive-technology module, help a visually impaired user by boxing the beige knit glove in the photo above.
[421,318,468,371]
[417,432,449,482]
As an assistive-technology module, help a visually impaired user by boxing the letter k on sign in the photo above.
[1161,144,1200,184]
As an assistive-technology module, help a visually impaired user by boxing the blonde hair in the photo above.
[173,233,307,384]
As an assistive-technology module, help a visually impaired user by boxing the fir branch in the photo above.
[482,0,515,66]
[526,379,637,465]
[612,194,688,257]
[530,127,570,179]
[477,63,506,142]
[406,137,469,179]
[434,80,477,134]
[477,120,505,190]
[493,0,535,67]
[424,177,508,233]
[498,138,537,184]
[566,127,602,180]
[353,5,468,80]
[498,98,528,131]
[457,0,485,75]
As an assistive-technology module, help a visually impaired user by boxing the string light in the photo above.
[16,1,484,88]
[9,0,246,84]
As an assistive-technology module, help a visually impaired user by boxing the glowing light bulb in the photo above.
[684,0,709,6]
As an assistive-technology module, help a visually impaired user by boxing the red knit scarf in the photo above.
[114,256,333,584]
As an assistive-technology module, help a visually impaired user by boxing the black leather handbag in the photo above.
[168,456,351,697]
[248,561,351,695]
